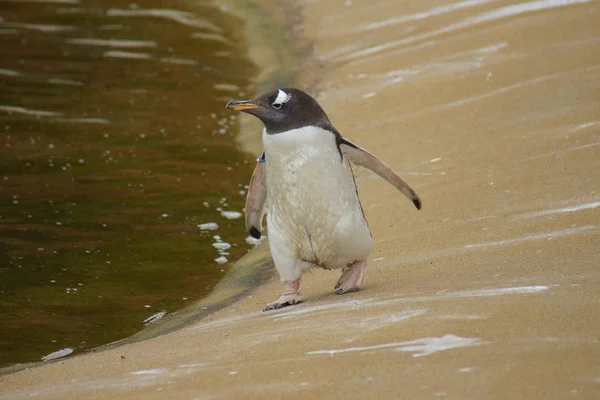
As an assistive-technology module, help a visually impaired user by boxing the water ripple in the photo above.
[103,50,152,60]
[48,78,84,86]
[54,117,110,124]
[4,0,79,3]
[336,0,594,62]
[0,105,62,117]
[106,8,222,33]
[160,57,198,65]
[67,38,157,48]
[0,68,22,77]
[3,22,75,32]
[355,0,498,32]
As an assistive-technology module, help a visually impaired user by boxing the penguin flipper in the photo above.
[244,153,268,238]
[340,139,422,210]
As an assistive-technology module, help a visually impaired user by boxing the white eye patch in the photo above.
[272,89,291,108]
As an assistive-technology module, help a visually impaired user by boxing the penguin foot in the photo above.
[334,285,359,295]
[263,293,304,311]
[263,279,303,311]
[335,259,367,295]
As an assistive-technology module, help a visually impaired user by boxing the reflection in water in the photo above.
[0,0,258,366]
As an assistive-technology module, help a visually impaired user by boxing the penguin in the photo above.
[226,88,421,311]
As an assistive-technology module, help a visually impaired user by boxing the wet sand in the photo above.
[2,0,599,398]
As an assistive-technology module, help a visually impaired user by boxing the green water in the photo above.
[0,0,259,366]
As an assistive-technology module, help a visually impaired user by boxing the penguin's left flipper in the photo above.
[244,153,267,239]
[340,138,422,210]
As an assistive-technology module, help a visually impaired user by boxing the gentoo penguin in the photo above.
[226,88,421,311]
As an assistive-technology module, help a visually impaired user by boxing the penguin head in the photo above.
[226,88,332,134]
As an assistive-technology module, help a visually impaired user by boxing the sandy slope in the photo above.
[2,0,600,399]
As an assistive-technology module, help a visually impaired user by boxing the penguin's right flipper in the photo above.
[244,153,267,239]
[340,139,422,210]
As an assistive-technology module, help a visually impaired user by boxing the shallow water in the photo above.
[0,0,258,366]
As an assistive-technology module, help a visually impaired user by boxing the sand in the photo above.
[2,0,599,398]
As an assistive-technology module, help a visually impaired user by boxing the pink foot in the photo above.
[263,279,303,311]
[335,260,367,295]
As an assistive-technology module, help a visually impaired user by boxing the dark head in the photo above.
[226,88,334,134]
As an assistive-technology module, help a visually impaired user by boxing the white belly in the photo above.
[263,126,372,269]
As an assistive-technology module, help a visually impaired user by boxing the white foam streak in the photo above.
[381,66,599,122]
[213,83,241,92]
[307,334,484,357]
[4,0,79,3]
[41,348,73,361]
[48,78,84,86]
[338,0,593,61]
[129,368,166,375]
[518,201,600,219]
[54,117,110,124]
[103,51,152,60]
[464,225,599,249]
[468,0,593,25]
[530,141,600,159]
[143,310,166,325]
[270,299,372,321]
[0,105,62,117]
[212,242,231,251]
[67,38,156,48]
[438,71,567,109]
[191,32,230,43]
[198,222,219,231]
[106,9,222,32]
[357,0,498,32]
[160,57,198,65]
[573,121,599,130]
[214,256,228,264]
[0,69,23,77]
[221,210,242,220]
[455,286,549,297]
[392,225,599,264]
[4,22,74,32]
[177,363,206,369]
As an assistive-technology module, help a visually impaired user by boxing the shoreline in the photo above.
[228,0,320,155]
[2,0,599,398]
[114,0,315,354]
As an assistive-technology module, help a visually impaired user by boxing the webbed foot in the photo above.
[335,259,367,295]
[263,279,303,311]
[263,293,304,311]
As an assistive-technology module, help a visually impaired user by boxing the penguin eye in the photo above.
[272,102,282,110]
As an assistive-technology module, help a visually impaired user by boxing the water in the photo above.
[0,0,258,366]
